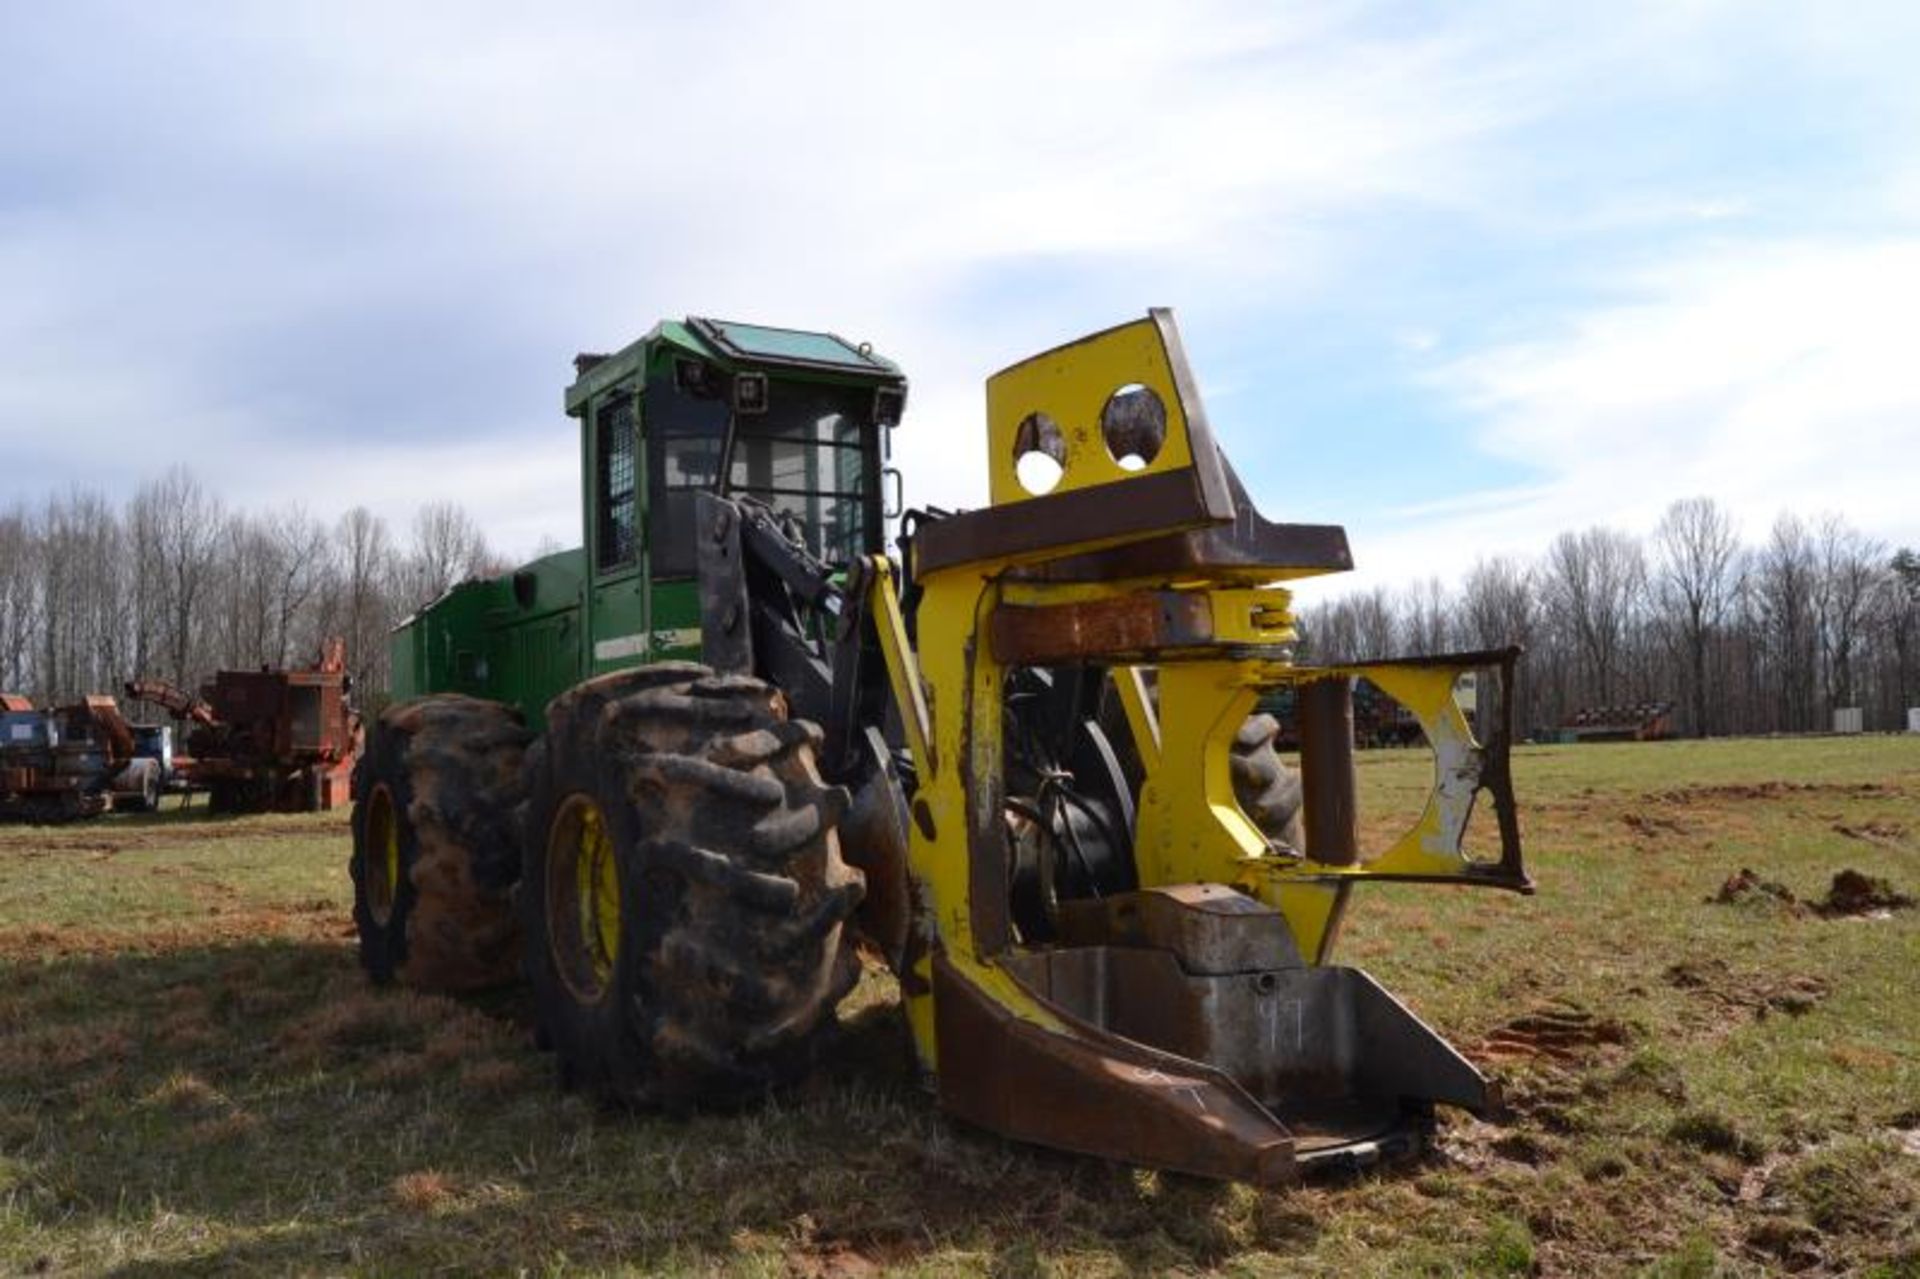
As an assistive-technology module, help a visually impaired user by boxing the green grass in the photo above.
[1,737,1916,1276]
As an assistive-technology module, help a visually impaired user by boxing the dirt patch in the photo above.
[7,815,350,855]
[5,840,120,858]
[1621,811,1688,839]
[391,1169,457,1214]
[1709,868,1805,914]
[1476,1001,1628,1064]
[1834,819,1909,846]
[1815,870,1913,918]
[0,908,348,960]
[786,1241,883,1279]
[1651,781,1895,805]
[1707,867,1913,919]
[1663,957,1829,1023]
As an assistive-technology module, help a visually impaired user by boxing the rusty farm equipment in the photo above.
[125,642,362,813]
[348,310,1530,1184]
[0,694,163,822]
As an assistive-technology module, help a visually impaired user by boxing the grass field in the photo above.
[1,736,1916,1277]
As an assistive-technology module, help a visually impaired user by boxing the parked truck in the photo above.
[0,695,162,822]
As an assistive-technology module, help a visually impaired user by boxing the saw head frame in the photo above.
[860,309,1529,1182]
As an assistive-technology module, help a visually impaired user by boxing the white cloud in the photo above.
[0,1,1551,557]
[1324,236,1920,595]
[5,0,1920,585]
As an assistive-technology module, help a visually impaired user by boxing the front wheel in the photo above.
[519,664,864,1109]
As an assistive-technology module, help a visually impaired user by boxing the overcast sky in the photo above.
[3,2,1916,597]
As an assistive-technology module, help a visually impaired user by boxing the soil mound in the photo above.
[1710,868,1804,913]
[1815,869,1913,918]
[1709,867,1912,919]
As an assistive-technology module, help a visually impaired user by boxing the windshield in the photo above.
[647,369,880,573]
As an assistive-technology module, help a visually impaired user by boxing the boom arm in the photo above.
[124,677,219,727]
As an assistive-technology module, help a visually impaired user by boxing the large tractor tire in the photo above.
[519,664,865,1110]
[1231,712,1305,852]
[350,695,532,990]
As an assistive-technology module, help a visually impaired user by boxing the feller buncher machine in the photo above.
[352,311,1530,1183]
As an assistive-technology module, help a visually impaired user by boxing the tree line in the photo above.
[0,467,503,708]
[3,475,1916,739]
[1296,498,1920,737]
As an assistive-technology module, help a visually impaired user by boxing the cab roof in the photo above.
[565,315,903,415]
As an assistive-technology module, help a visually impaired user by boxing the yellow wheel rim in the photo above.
[546,793,622,1003]
[363,783,401,925]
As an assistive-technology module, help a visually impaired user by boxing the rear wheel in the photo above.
[1231,713,1304,851]
[520,663,864,1108]
[349,695,531,990]
[114,760,160,813]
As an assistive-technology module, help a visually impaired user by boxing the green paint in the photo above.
[389,317,904,729]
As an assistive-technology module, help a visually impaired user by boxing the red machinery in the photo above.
[0,695,161,821]
[125,641,362,813]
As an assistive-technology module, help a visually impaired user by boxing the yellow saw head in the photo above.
[856,309,1529,1182]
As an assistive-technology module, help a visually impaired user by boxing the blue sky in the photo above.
[2,2,1916,594]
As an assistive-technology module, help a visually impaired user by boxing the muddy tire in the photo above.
[350,695,532,990]
[519,663,864,1109]
[1232,713,1304,850]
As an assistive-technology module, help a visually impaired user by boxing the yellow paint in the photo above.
[575,799,621,987]
[985,314,1196,505]
[865,556,934,779]
[364,783,401,925]
[1206,586,1296,646]
[860,309,1515,1078]
[547,793,621,1002]
[1113,666,1160,768]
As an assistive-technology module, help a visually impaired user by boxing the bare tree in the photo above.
[1813,515,1884,716]
[125,484,166,679]
[1543,526,1646,706]
[1653,497,1739,736]
[214,512,279,667]
[145,467,224,686]
[1351,586,1399,660]
[1758,514,1819,732]
[267,506,329,666]
[1460,557,1535,651]
[0,503,38,691]
[1461,555,1540,729]
[0,505,41,693]
[1400,577,1452,656]
[1877,549,1920,722]
[337,506,397,694]
[404,502,491,609]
